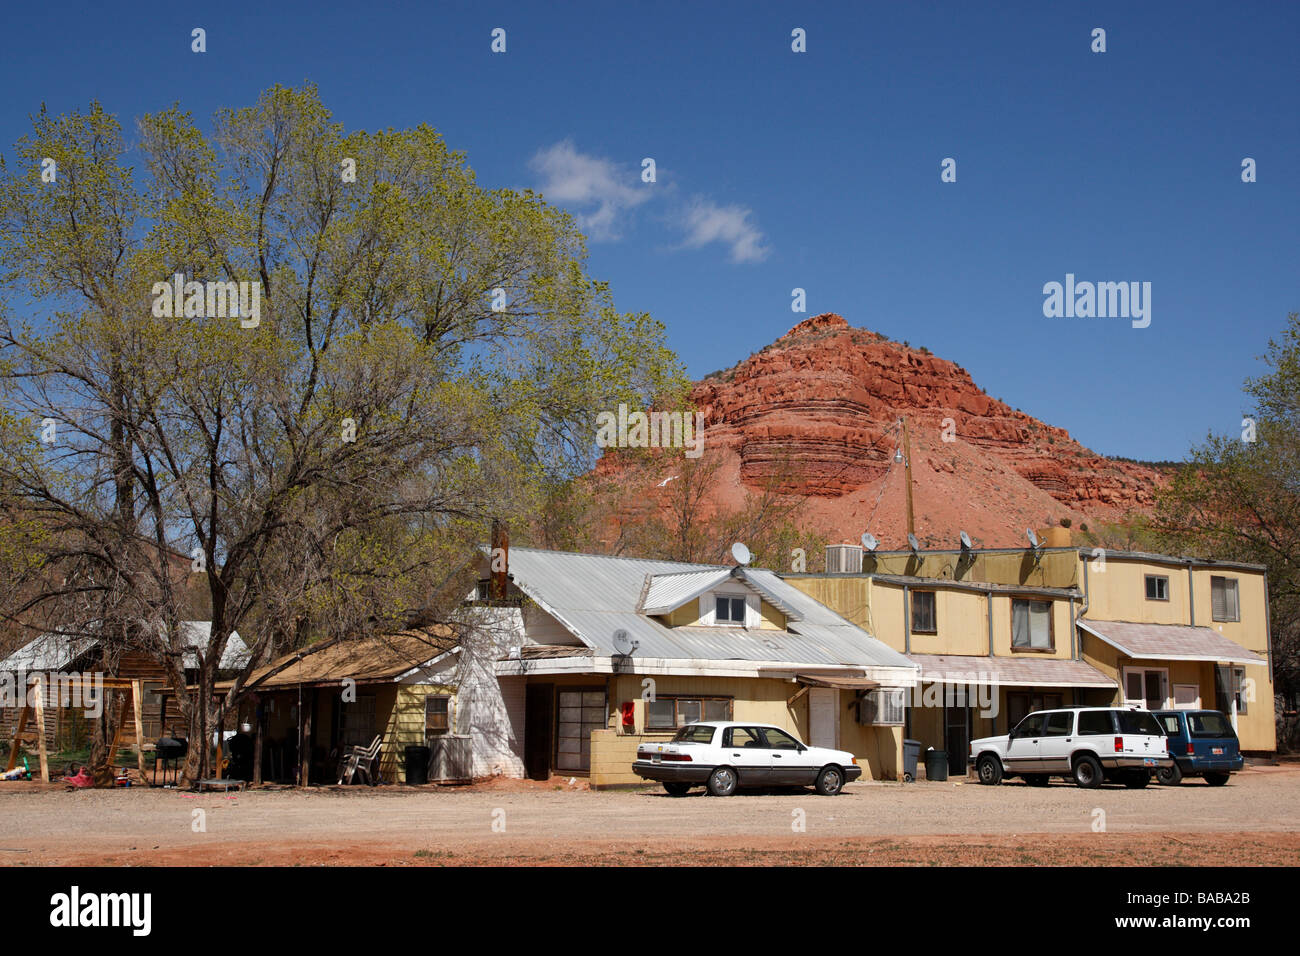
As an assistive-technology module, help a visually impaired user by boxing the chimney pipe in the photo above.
[490,519,509,602]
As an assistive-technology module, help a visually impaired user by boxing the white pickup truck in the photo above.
[970,706,1172,789]
[632,721,862,796]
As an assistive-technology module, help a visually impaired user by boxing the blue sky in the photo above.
[1,1,1296,461]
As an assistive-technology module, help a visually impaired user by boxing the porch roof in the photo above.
[907,653,1116,688]
[224,628,457,691]
[1077,619,1266,665]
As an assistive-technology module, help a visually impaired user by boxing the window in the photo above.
[722,726,763,748]
[673,724,717,744]
[911,591,937,634]
[556,688,606,772]
[1189,711,1234,737]
[1124,667,1168,710]
[1215,665,1249,716]
[715,595,747,625]
[339,694,376,747]
[1117,710,1163,736]
[1006,692,1062,729]
[645,697,733,731]
[1211,577,1240,622]
[1011,713,1045,738]
[425,696,450,737]
[1077,710,1115,736]
[1011,599,1053,650]
[761,727,802,750]
[1145,575,1169,601]
[1043,711,1074,736]
[1159,714,1183,735]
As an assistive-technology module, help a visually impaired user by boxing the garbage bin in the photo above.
[902,739,922,782]
[924,747,948,782]
[404,745,431,786]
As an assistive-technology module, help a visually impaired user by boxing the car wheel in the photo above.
[815,765,844,796]
[1205,772,1230,787]
[1024,774,1050,787]
[903,772,914,783]
[1123,770,1150,789]
[1156,763,1183,786]
[663,782,692,796]
[976,754,1002,786]
[1072,754,1103,789]
[706,767,738,797]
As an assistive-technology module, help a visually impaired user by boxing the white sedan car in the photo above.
[632,721,862,796]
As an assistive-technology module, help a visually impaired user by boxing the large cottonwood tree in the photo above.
[0,86,684,783]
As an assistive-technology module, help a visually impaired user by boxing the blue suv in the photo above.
[1152,709,1244,786]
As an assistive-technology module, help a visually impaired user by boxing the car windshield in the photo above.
[1189,712,1234,737]
[1117,710,1163,736]
[672,724,715,744]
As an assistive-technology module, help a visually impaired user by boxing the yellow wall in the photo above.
[661,596,785,629]
[380,683,455,783]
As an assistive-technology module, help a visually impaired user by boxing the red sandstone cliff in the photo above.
[602,313,1164,550]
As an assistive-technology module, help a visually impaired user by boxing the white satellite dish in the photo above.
[613,629,637,656]
[731,542,752,566]
[860,532,879,552]
[960,530,972,551]
[907,533,920,554]
[1026,528,1040,549]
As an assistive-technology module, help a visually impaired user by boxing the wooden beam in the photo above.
[786,684,810,709]
[299,689,315,786]
[32,678,49,782]
[6,703,30,772]
[132,680,146,779]
[109,689,129,776]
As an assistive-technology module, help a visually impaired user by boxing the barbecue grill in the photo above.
[153,736,187,787]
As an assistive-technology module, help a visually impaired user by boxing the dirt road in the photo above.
[2,765,1297,866]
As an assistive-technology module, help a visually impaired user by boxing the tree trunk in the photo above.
[88,689,124,788]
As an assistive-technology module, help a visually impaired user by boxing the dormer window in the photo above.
[715,596,747,624]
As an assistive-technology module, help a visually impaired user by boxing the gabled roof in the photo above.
[639,567,803,621]
[499,547,915,672]
[1077,619,1266,665]
[0,622,250,672]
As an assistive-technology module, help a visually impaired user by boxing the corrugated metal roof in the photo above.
[1,622,252,673]
[908,653,1116,688]
[502,548,916,671]
[1078,620,1266,665]
[177,622,251,670]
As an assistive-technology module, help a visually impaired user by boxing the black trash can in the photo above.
[902,739,922,782]
[404,745,431,786]
[924,747,949,782]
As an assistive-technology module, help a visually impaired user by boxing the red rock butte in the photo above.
[608,313,1164,550]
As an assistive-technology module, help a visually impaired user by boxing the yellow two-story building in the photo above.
[788,539,1275,775]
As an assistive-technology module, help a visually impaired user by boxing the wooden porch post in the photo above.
[252,694,264,786]
[6,703,30,772]
[33,677,49,782]
[299,688,314,786]
[131,680,146,780]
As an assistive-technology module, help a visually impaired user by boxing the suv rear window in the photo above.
[1188,712,1235,737]
[1043,711,1074,736]
[1117,711,1163,736]
[1158,714,1183,735]
[1077,711,1114,735]
[672,724,716,744]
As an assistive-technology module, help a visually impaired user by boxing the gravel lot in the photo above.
[2,764,1296,866]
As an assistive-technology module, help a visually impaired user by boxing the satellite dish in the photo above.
[1026,528,1040,549]
[860,532,879,552]
[960,530,972,551]
[731,542,752,566]
[907,533,920,554]
[613,629,637,656]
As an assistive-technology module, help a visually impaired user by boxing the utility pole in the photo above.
[901,416,916,539]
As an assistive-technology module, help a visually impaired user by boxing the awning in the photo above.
[795,674,881,690]
[1077,620,1266,665]
[906,654,1115,689]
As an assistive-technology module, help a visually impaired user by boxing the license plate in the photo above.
[1212,747,1224,755]
[1143,758,1156,767]
[652,753,661,764]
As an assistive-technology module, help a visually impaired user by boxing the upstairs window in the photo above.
[1011,599,1053,650]
[715,595,747,625]
[1211,577,1240,622]
[910,590,937,634]
[1144,575,1169,601]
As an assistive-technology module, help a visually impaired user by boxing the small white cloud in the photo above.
[530,140,650,241]
[674,197,769,263]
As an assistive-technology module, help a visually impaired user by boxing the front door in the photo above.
[944,703,971,775]
[808,687,839,749]
[555,687,606,773]
[524,683,553,780]
[1005,713,1045,772]
[761,726,815,786]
